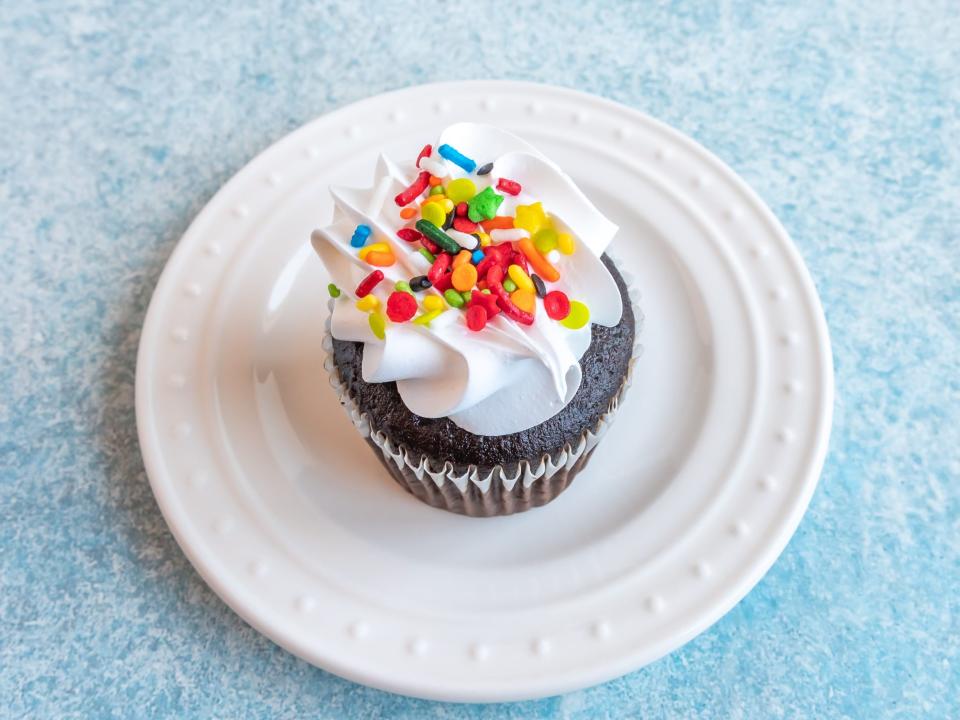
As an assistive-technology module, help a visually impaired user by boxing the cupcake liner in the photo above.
[322,259,643,517]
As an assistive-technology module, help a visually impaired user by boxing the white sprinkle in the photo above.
[419,156,448,177]
[447,228,478,249]
[490,228,530,243]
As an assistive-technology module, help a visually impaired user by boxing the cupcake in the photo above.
[311,124,640,516]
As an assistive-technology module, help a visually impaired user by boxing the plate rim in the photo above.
[135,79,834,702]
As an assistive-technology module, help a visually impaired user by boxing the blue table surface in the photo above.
[2,1,958,717]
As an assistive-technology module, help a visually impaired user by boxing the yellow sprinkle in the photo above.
[368,311,386,339]
[477,232,492,247]
[421,194,447,206]
[355,295,380,312]
[357,242,389,260]
[507,264,535,293]
[422,295,445,312]
[412,308,444,326]
[441,198,455,214]
[557,232,575,255]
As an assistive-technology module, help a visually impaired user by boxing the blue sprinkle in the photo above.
[350,224,371,248]
[437,144,476,173]
[471,249,485,264]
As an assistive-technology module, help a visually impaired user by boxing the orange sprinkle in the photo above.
[480,216,514,231]
[365,251,396,267]
[518,238,560,282]
[428,175,443,187]
[510,288,536,313]
[452,250,472,268]
[399,207,417,219]
[451,263,478,292]
[421,194,448,206]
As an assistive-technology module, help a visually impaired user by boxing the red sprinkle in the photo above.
[397,228,424,243]
[415,144,432,168]
[433,272,453,292]
[420,236,441,255]
[465,304,488,331]
[510,250,529,274]
[427,252,452,284]
[394,171,431,206]
[386,291,417,322]
[355,270,384,298]
[468,289,500,318]
[486,265,534,325]
[452,217,478,234]
[455,202,468,217]
[496,178,522,195]
[544,290,571,320]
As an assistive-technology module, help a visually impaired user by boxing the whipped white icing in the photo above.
[311,123,622,436]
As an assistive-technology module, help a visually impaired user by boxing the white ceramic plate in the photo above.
[136,81,833,702]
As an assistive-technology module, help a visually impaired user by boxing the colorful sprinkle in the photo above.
[415,219,461,254]
[419,156,448,177]
[502,278,517,292]
[451,263,478,292]
[452,249,473,268]
[476,162,494,176]
[514,202,550,236]
[544,290,571,320]
[350,224,372,248]
[437,143,476,173]
[410,275,432,291]
[479,215,514,231]
[560,300,590,329]
[422,295,445,312]
[397,228,424,243]
[418,247,436,264]
[507,264,535,293]
[533,228,558,254]
[446,178,477,204]
[415,144,432,168]
[412,308,444,326]
[465,304,488,331]
[455,202,468,217]
[452,216,479,234]
[471,249,485,264]
[399,206,417,220]
[428,175,443,187]
[364,250,395,267]
[531,274,547,298]
[466,186,504,222]
[510,288,536,313]
[357,241,389,260]
[496,178,521,195]
[447,228,479,250]
[327,283,341,298]
[490,228,530,243]
[421,201,446,227]
[355,270,384,298]
[517,237,560,282]
[355,294,380,312]
[428,184,445,196]
[368,311,387,339]
[477,232,492,247]
[395,280,413,294]
[386,291,417,322]
[557,232,576,255]
[444,288,465,308]
[394,171,431,206]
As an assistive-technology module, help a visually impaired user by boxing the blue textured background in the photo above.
[2,1,958,717]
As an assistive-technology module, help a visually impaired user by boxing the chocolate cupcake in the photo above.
[312,123,641,516]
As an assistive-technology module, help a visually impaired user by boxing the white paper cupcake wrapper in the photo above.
[322,257,643,515]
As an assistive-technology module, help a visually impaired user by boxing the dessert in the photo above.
[312,124,640,516]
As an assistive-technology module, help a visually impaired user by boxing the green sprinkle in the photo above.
[461,290,473,304]
[394,280,413,294]
[412,308,444,326]
[466,186,504,222]
[415,219,461,254]
[502,278,517,293]
[481,288,491,295]
[429,184,445,196]
[444,289,465,308]
[327,283,341,298]
[533,228,558,254]
[418,247,436,264]
[368,312,387,339]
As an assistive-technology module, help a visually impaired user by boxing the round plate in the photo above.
[136,81,833,702]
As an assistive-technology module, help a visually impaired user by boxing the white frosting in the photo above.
[311,123,622,436]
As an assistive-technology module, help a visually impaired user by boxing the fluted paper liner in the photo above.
[322,263,643,517]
